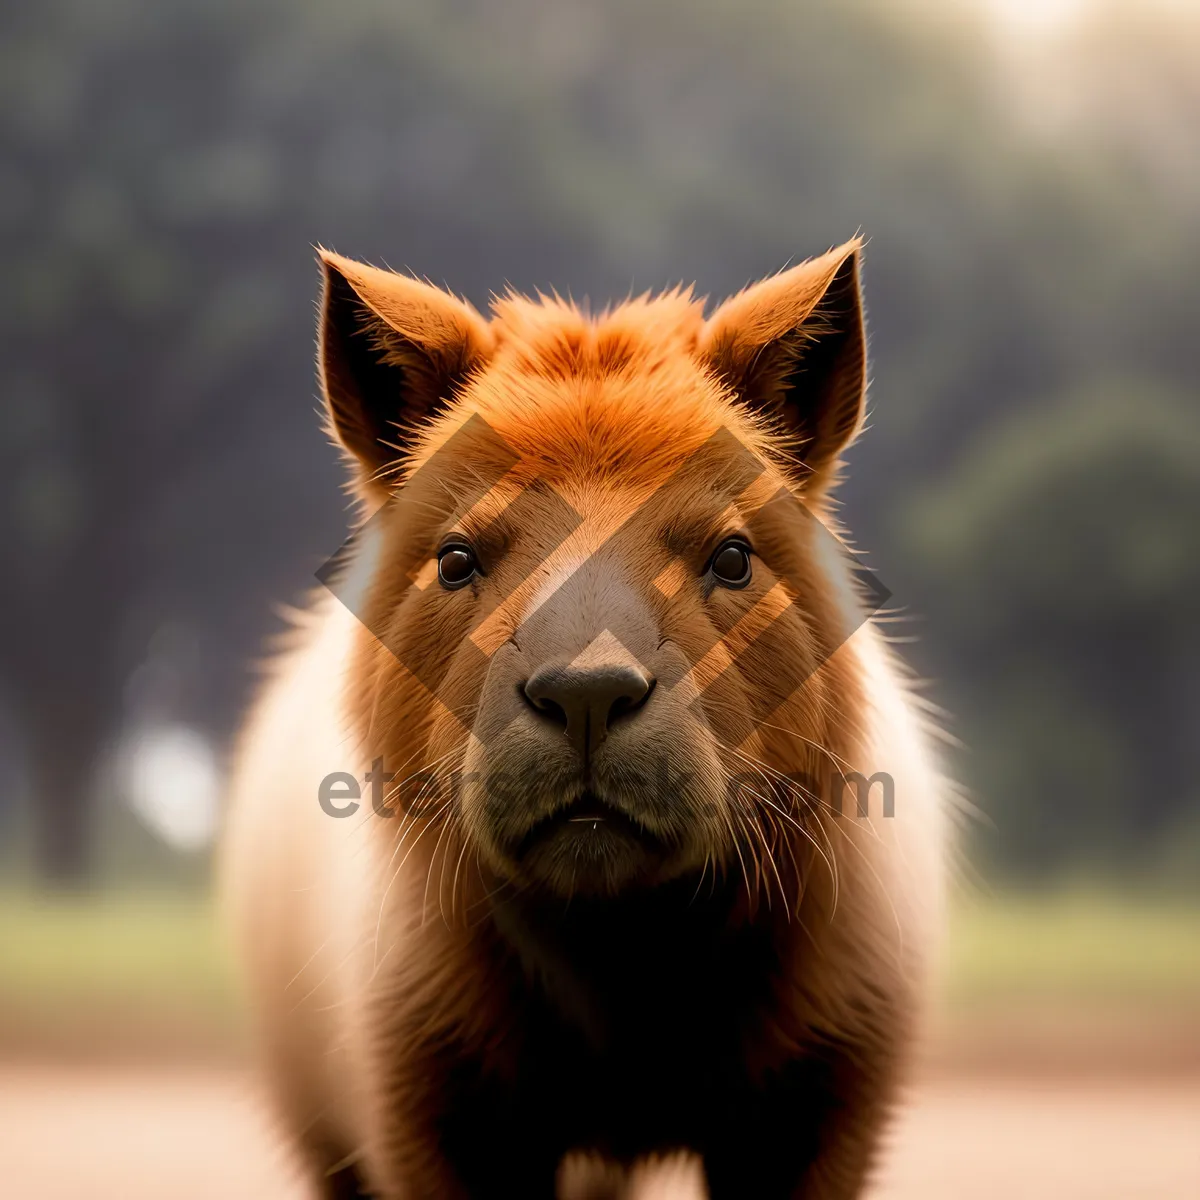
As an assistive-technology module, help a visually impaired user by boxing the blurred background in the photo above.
[1,0,1197,1196]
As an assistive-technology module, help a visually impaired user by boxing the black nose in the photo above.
[522,662,654,761]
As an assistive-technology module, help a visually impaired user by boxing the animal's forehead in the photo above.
[488,287,706,373]
[394,289,793,546]
[412,418,788,574]
[411,300,775,490]
[422,381,779,518]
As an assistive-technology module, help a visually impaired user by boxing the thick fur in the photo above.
[221,240,948,1199]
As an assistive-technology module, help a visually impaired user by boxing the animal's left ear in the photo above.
[700,238,866,488]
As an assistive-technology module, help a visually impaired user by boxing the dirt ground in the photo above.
[1,1064,1198,1199]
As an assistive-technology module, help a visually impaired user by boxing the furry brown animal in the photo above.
[221,238,948,1199]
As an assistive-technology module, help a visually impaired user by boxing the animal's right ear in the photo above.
[317,249,494,499]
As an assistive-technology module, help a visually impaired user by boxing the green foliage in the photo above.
[898,384,1200,873]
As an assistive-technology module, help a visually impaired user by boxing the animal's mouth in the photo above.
[515,790,660,860]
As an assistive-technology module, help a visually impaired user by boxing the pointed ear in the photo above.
[317,249,494,497]
[700,238,866,489]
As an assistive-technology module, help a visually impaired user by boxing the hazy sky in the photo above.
[976,0,1191,37]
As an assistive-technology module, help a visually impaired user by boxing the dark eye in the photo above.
[708,539,752,589]
[437,544,478,590]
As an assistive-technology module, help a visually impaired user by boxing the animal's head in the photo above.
[321,240,872,904]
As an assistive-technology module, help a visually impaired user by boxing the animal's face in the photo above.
[320,242,869,900]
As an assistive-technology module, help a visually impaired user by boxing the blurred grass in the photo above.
[946,890,1200,1008]
[1,886,1198,1057]
[0,888,240,1057]
[0,888,231,1005]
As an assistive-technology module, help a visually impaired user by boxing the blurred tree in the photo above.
[899,386,1200,872]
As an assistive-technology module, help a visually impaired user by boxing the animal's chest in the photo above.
[438,924,790,1167]
[522,988,752,1152]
